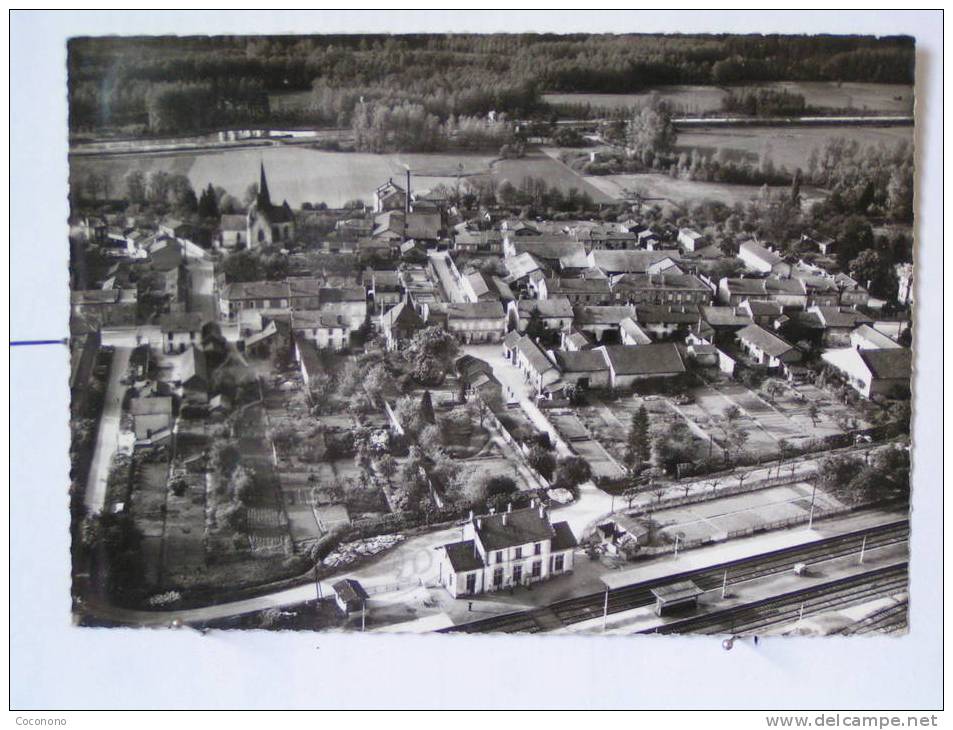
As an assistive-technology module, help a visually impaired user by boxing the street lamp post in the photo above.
[808,479,818,529]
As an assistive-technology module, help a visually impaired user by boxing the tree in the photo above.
[524,307,552,344]
[374,454,398,481]
[198,182,220,219]
[527,445,557,481]
[554,456,593,491]
[124,169,147,204]
[404,327,459,384]
[466,396,490,428]
[626,95,676,166]
[364,363,397,401]
[625,406,651,470]
[807,402,821,428]
[849,249,897,300]
[654,421,694,474]
[221,250,262,283]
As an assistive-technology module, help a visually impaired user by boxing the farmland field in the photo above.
[584,173,830,211]
[675,124,913,172]
[70,146,615,207]
[542,82,913,116]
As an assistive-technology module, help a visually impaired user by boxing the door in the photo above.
[465,573,477,595]
[513,564,523,585]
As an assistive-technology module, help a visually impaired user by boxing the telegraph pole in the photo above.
[859,535,867,565]
[721,570,728,599]
[808,478,818,529]
[602,588,609,631]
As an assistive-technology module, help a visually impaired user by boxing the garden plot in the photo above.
[435,404,491,459]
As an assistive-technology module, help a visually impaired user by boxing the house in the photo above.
[677,228,705,252]
[178,346,209,404]
[219,280,291,320]
[637,228,661,249]
[503,236,589,271]
[129,396,173,440]
[219,214,248,249]
[619,317,653,346]
[315,287,368,331]
[148,241,187,303]
[461,271,496,303]
[571,227,640,250]
[797,274,841,307]
[452,228,503,254]
[375,179,407,213]
[379,299,425,350]
[507,298,574,334]
[832,273,870,308]
[634,304,700,340]
[354,237,398,261]
[439,301,506,343]
[332,578,369,615]
[700,306,753,343]
[801,231,836,256]
[159,312,205,354]
[737,299,784,327]
[561,329,595,352]
[69,288,138,332]
[293,333,325,390]
[513,336,561,393]
[291,310,350,351]
[552,349,611,389]
[821,347,911,399]
[611,272,712,306]
[336,216,375,242]
[438,503,577,598]
[738,240,790,276]
[736,324,801,369]
[572,305,638,343]
[594,343,686,388]
[851,324,902,351]
[247,164,295,248]
[588,250,682,277]
[373,210,442,244]
[500,219,540,236]
[718,277,769,306]
[764,276,809,309]
[363,269,403,311]
[537,276,614,305]
[503,252,548,293]
[810,306,874,347]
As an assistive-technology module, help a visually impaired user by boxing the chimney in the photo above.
[406,168,412,215]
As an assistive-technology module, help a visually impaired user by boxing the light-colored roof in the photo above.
[736,323,796,357]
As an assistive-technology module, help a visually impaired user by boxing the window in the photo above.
[514,546,522,559]
[534,543,542,556]
[513,565,523,584]
[495,551,503,564]
[554,554,564,572]
[531,560,541,578]
[493,568,503,588]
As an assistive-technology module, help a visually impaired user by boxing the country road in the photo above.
[83,346,132,514]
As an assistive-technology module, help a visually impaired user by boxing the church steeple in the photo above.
[257,162,272,208]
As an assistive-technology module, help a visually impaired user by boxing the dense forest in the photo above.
[68,33,914,135]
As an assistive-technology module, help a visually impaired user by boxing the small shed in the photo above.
[650,580,702,616]
[332,578,369,615]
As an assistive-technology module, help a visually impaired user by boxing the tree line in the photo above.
[69,33,914,135]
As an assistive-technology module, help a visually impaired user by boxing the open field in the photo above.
[675,124,913,172]
[543,82,913,116]
[71,145,616,208]
[584,173,828,210]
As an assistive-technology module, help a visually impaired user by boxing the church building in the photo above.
[247,163,295,248]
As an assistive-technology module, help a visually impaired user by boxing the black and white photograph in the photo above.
[11,8,945,716]
[64,27,918,639]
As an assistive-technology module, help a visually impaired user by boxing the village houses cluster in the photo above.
[71,162,912,602]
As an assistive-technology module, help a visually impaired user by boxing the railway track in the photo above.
[642,563,908,636]
[839,599,909,636]
[442,520,909,634]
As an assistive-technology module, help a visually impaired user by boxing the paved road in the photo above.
[83,346,132,514]
[186,259,216,320]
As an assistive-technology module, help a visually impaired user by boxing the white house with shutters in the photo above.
[438,502,577,598]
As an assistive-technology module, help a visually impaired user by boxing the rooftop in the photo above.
[473,506,557,552]
[737,323,796,357]
[599,343,686,376]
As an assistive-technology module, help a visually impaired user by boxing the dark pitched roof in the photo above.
[474,507,555,551]
[599,343,686,376]
[381,300,424,330]
[551,521,579,551]
[860,348,912,380]
[572,304,637,326]
[553,349,609,373]
[516,336,558,375]
[516,298,574,319]
[332,578,369,602]
[442,540,485,573]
